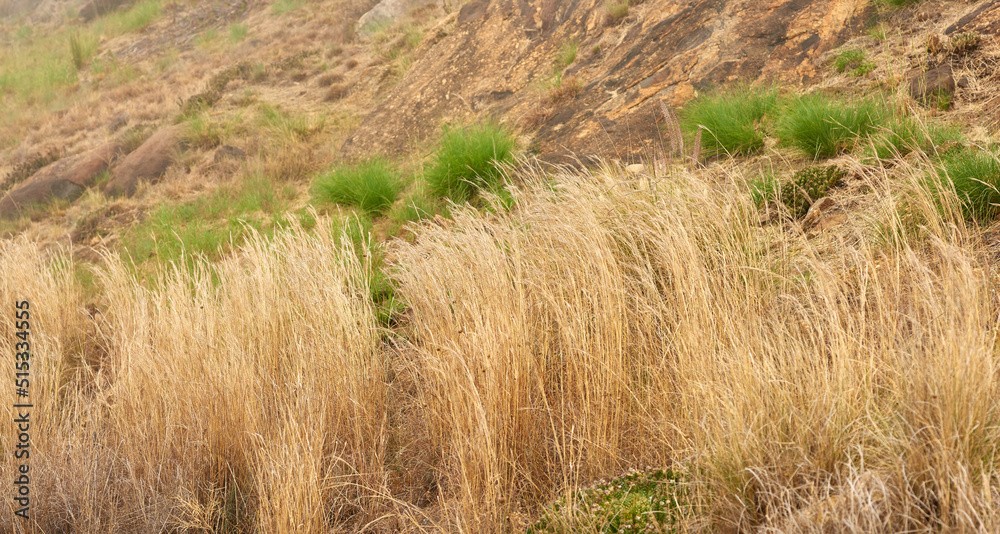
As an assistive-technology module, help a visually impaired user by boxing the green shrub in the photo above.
[833,49,875,77]
[526,469,685,534]
[424,121,517,202]
[754,166,844,218]
[313,158,402,215]
[780,166,845,218]
[777,94,885,159]
[681,85,778,157]
[932,148,1000,222]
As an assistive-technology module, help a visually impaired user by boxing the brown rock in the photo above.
[908,64,956,105]
[802,197,836,230]
[104,125,185,197]
[0,142,121,220]
[0,179,84,220]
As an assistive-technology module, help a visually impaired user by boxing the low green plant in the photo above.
[389,189,443,228]
[681,85,779,158]
[931,147,1000,222]
[228,22,249,43]
[833,49,875,77]
[312,158,402,215]
[555,39,578,71]
[271,0,304,15]
[526,469,685,534]
[749,174,780,208]
[120,174,295,278]
[109,0,162,32]
[950,32,981,56]
[779,166,845,218]
[866,23,887,40]
[257,103,319,141]
[777,94,885,159]
[425,120,518,202]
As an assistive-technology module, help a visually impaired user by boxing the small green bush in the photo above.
[784,166,844,218]
[777,94,885,159]
[753,166,844,218]
[526,469,685,534]
[313,158,402,215]
[833,49,875,77]
[933,148,1000,222]
[681,85,778,157]
[424,121,517,202]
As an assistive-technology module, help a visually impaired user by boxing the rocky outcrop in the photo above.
[0,142,121,220]
[104,125,184,197]
[341,0,871,163]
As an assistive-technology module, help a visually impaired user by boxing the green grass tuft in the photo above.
[228,22,249,43]
[777,94,885,159]
[833,49,875,77]
[312,158,402,215]
[555,39,578,71]
[424,121,517,202]
[681,85,778,157]
[932,147,1000,223]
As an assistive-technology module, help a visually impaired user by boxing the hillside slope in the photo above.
[3,0,1000,533]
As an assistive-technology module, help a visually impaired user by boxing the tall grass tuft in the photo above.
[424,120,517,202]
[312,158,402,215]
[777,94,885,158]
[681,84,778,157]
[931,147,1000,222]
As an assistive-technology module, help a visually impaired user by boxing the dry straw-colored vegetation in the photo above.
[3,149,1000,531]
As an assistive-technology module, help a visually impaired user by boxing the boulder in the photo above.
[908,64,956,106]
[104,125,184,197]
[0,142,121,220]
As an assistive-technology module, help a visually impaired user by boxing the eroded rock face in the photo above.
[341,0,871,163]
[104,125,185,198]
[0,142,121,220]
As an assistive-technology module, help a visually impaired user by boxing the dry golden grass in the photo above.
[3,149,1000,532]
